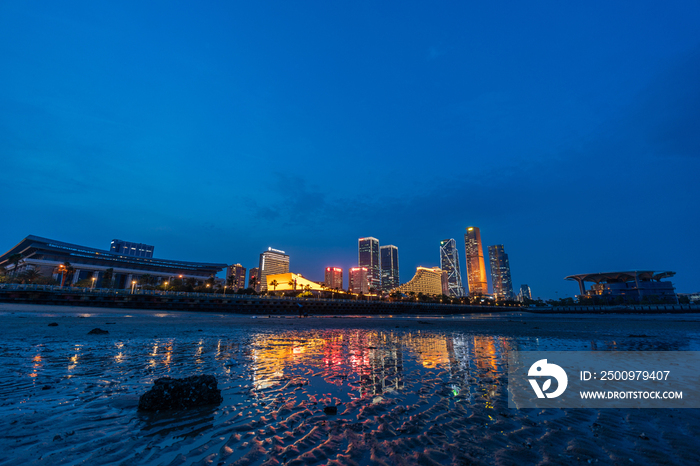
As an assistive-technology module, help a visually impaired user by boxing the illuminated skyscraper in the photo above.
[324,267,343,290]
[487,245,514,300]
[380,245,399,291]
[226,263,247,291]
[358,237,381,291]
[258,248,289,292]
[464,227,488,295]
[439,238,465,297]
[349,267,369,294]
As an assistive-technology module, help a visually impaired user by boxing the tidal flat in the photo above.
[1,303,700,466]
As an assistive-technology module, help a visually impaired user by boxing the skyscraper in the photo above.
[110,239,154,258]
[487,245,514,301]
[349,267,369,294]
[380,245,399,291]
[258,248,289,293]
[464,227,488,295]
[324,267,343,290]
[519,284,532,302]
[358,237,381,291]
[226,263,247,291]
[439,238,465,297]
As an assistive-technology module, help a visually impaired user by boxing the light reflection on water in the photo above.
[1,319,700,465]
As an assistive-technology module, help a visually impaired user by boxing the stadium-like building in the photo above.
[0,235,227,289]
[565,270,678,304]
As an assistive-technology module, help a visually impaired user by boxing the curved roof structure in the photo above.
[391,266,444,296]
[565,271,675,284]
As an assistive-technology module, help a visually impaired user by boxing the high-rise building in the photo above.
[487,245,514,300]
[249,267,259,290]
[380,245,399,291]
[226,264,247,291]
[464,227,488,296]
[110,239,154,258]
[439,239,466,297]
[325,267,343,290]
[519,284,532,302]
[258,248,289,292]
[349,267,369,294]
[358,237,381,291]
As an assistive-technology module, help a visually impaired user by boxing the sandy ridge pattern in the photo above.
[1,303,700,465]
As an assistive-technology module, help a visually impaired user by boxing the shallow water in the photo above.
[1,306,700,465]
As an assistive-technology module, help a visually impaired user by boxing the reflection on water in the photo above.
[2,318,700,466]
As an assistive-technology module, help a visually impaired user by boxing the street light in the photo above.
[131,280,137,294]
[223,285,227,296]
[91,276,96,290]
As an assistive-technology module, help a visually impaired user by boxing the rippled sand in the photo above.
[2,303,700,465]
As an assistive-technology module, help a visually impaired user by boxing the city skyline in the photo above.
[1,3,698,299]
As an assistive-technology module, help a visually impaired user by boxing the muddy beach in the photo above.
[1,303,699,465]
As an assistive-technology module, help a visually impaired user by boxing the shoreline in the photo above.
[1,285,697,314]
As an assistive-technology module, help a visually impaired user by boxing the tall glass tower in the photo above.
[380,245,399,291]
[439,239,465,297]
[258,247,289,292]
[487,244,514,300]
[358,237,381,291]
[464,227,488,296]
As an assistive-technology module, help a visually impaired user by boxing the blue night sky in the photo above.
[1,2,699,299]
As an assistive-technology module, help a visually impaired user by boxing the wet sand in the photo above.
[1,303,700,465]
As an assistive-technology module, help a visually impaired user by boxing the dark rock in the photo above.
[53,435,62,441]
[42,385,52,390]
[48,323,58,327]
[88,328,109,335]
[323,406,338,415]
[138,375,223,411]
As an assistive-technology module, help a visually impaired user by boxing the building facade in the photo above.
[380,245,399,292]
[390,266,445,296]
[488,244,514,300]
[439,238,466,297]
[226,263,247,291]
[110,239,154,258]
[464,227,488,296]
[0,235,225,289]
[266,272,324,292]
[258,248,290,293]
[324,267,343,290]
[249,267,259,290]
[358,237,381,291]
[349,267,369,294]
[565,271,678,304]
[519,284,532,302]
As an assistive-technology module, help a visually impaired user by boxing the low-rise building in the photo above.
[0,235,226,289]
[391,266,445,296]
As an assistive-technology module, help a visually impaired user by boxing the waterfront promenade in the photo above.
[1,284,697,314]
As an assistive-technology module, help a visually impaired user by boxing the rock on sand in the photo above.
[138,375,223,411]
